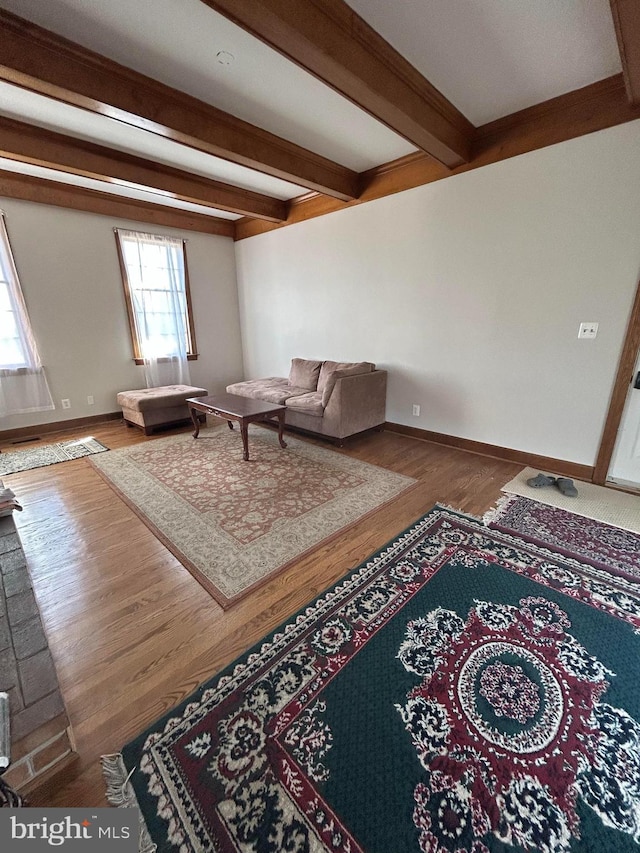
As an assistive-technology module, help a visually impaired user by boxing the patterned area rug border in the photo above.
[0,437,108,476]
[89,426,417,608]
[103,504,640,853]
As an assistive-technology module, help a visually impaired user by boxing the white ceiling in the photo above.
[0,0,625,222]
[346,0,622,125]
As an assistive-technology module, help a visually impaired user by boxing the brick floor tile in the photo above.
[19,650,60,706]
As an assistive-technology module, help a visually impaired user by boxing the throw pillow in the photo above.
[288,358,322,391]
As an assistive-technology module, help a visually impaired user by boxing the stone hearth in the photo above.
[0,508,74,791]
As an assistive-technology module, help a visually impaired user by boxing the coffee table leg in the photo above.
[277,410,287,449]
[240,420,250,461]
[227,421,234,430]
[190,406,201,439]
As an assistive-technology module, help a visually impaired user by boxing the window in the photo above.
[0,214,54,416]
[0,217,40,371]
[115,229,197,364]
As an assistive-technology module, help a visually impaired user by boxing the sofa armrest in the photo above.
[322,369,387,438]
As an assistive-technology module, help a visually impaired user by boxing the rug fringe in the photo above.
[435,503,482,522]
[101,753,157,853]
[482,493,518,526]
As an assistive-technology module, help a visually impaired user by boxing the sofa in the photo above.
[226,358,387,444]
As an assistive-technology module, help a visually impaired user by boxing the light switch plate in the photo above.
[578,322,599,339]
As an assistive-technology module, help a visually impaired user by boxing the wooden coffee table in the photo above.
[186,393,288,461]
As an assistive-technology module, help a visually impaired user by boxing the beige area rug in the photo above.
[501,466,640,534]
[90,426,416,607]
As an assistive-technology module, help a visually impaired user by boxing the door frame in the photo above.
[593,276,640,484]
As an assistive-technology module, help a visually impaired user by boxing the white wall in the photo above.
[0,199,243,431]
[234,121,640,466]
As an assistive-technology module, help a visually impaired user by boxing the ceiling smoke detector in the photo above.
[216,50,234,66]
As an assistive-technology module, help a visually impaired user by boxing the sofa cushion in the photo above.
[226,378,288,404]
[288,358,322,391]
[284,391,324,417]
[318,362,374,405]
[226,378,309,405]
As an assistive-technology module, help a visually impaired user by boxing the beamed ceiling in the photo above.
[0,0,638,240]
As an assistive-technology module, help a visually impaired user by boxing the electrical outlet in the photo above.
[578,322,599,339]
[412,404,421,417]
[61,398,71,409]
[87,395,94,405]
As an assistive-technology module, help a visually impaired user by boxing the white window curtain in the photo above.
[0,214,54,418]
[118,230,191,388]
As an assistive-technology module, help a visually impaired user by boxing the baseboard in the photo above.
[385,422,594,482]
[0,411,122,443]
[0,415,595,482]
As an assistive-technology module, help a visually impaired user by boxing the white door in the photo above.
[608,347,640,488]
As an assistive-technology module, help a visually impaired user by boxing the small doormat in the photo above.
[500,466,640,534]
[0,437,108,476]
[103,505,640,853]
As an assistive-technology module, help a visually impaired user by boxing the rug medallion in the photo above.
[104,506,640,852]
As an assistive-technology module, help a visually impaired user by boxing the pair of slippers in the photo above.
[526,472,578,497]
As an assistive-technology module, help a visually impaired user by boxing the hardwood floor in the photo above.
[0,419,523,806]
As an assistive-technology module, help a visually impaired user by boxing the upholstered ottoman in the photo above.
[117,385,208,435]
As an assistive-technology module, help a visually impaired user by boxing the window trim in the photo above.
[114,229,198,364]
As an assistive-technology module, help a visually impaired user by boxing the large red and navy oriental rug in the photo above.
[104,506,640,853]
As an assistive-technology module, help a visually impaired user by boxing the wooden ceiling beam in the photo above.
[201,0,473,168]
[235,74,640,240]
[0,116,286,222]
[610,0,640,105]
[0,170,235,237]
[0,10,359,201]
